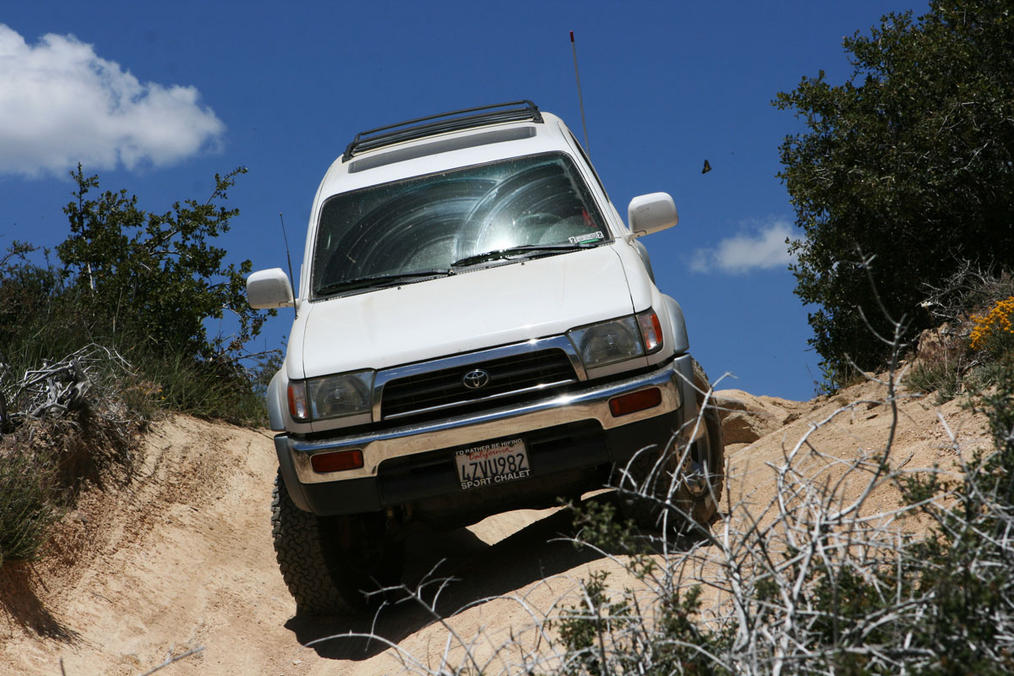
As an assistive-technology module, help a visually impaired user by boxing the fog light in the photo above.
[609,388,662,417]
[310,449,364,473]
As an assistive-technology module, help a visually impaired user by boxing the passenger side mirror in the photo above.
[247,268,294,309]
[627,192,678,237]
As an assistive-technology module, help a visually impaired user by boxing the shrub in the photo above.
[0,163,275,425]
[970,296,1014,356]
[906,359,963,401]
[57,165,268,361]
[776,0,1014,388]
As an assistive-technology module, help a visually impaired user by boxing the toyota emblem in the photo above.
[462,369,490,390]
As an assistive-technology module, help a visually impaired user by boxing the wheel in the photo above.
[677,360,725,527]
[271,471,404,616]
[617,359,725,535]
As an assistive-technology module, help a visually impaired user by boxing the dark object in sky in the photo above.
[702,159,712,174]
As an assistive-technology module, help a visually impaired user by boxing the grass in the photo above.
[0,447,59,566]
[140,349,270,427]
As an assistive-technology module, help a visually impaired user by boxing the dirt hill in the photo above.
[0,377,991,674]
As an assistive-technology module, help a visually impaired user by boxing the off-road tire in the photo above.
[271,471,404,616]
[678,359,725,526]
[618,359,725,535]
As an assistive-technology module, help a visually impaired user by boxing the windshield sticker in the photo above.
[569,231,605,245]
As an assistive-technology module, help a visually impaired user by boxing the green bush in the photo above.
[58,165,268,360]
[0,165,276,565]
[0,164,275,425]
[776,0,1014,389]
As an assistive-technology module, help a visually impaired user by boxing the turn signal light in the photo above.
[310,449,364,473]
[288,382,309,422]
[609,388,662,417]
[636,309,664,354]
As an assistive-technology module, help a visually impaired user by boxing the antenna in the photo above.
[279,213,297,319]
[569,31,591,153]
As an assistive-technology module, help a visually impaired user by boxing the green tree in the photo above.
[57,165,267,360]
[775,0,1014,387]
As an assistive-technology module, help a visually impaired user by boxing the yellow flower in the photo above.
[971,296,1014,352]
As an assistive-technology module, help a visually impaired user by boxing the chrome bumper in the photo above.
[279,354,695,485]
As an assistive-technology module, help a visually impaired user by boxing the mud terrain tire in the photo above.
[271,472,403,616]
[619,359,725,534]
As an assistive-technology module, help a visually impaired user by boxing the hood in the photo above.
[291,245,634,378]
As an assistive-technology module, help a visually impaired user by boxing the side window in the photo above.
[567,131,609,201]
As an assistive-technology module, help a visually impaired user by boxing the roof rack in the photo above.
[342,100,543,162]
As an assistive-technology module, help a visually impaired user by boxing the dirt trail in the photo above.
[0,379,991,675]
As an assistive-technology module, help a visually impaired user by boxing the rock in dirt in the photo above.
[713,389,801,444]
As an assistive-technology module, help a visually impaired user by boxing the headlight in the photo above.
[569,316,643,368]
[568,309,664,369]
[288,370,374,422]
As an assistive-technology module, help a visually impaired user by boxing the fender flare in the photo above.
[660,294,690,356]
[266,369,288,431]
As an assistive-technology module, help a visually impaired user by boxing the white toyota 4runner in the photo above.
[247,101,724,616]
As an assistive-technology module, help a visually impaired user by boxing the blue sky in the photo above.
[0,1,926,401]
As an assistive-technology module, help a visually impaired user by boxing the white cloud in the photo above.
[690,220,797,274]
[0,24,225,176]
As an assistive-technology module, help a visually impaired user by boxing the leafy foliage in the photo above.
[0,243,64,360]
[0,166,274,425]
[775,0,1014,387]
[57,164,266,359]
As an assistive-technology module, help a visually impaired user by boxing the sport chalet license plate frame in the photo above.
[455,438,531,490]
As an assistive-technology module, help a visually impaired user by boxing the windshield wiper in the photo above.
[316,269,454,296]
[451,243,597,269]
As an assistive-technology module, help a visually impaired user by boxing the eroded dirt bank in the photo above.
[0,379,990,674]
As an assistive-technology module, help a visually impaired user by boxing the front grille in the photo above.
[381,349,576,420]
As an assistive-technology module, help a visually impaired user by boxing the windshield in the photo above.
[312,153,608,298]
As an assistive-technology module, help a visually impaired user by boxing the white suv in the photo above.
[247,101,724,615]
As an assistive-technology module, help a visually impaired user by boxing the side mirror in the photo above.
[247,268,294,309]
[627,192,678,237]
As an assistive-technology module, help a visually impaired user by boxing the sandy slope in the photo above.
[0,378,991,675]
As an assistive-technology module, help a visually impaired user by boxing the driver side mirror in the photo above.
[627,192,678,237]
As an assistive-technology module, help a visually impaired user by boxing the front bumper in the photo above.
[276,354,697,515]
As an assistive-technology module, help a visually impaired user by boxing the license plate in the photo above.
[455,438,531,490]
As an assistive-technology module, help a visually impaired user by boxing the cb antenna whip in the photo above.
[279,213,297,319]
[570,31,591,153]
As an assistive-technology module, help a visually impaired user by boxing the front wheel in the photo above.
[676,359,725,528]
[617,359,725,535]
[271,472,404,616]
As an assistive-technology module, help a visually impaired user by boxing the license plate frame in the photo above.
[455,438,531,491]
